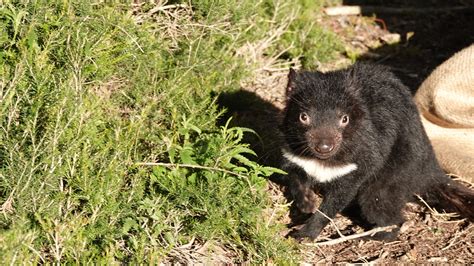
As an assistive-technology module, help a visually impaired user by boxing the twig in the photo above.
[147,4,189,16]
[449,174,474,188]
[135,162,252,187]
[24,243,45,263]
[416,195,459,221]
[441,230,462,251]
[416,195,437,214]
[303,225,398,246]
[135,162,245,178]
[114,24,144,53]
[314,209,345,238]
[178,236,196,250]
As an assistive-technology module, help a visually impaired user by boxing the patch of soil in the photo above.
[340,0,474,92]
[265,181,473,263]
[221,0,474,263]
[300,203,473,263]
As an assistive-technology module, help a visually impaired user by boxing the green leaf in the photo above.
[262,166,287,176]
[232,166,248,173]
[230,146,257,157]
[180,147,195,164]
[168,147,177,163]
[233,154,255,168]
[188,123,202,134]
[188,173,197,185]
[122,218,139,234]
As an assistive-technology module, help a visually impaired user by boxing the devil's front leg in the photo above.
[288,176,361,241]
[288,171,319,214]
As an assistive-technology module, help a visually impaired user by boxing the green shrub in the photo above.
[0,1,341,263]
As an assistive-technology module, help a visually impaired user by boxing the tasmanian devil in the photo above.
[280,63,474,241]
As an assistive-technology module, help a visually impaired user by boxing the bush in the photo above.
[0,1,340,263]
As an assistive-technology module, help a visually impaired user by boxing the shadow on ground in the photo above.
[348,0,474,91]
[217,90,287,184]
[218,0,474,231]
[217,87,317,227]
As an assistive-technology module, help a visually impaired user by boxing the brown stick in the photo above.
[135,162,253,188]
[303,225,398,246]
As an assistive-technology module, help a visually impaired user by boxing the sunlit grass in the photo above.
[0,1,341,263]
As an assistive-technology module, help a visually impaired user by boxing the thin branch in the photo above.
[449,174,474,188]
[441,230,462,251]
[416,195,459,221]
[416,195,437,214]
[314,209,345,238]
[147,4,189,16]
[303,225,398,246]
[114,24,144,53]
[135,162,252,187]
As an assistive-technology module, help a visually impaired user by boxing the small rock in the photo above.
[380,33,401,45]
[428,257,448,262]
[400,220,415,233]
[399,254,410,261]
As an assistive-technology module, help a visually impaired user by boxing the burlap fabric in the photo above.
[415,44,474,182]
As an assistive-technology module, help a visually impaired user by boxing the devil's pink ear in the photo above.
[286,68,297,97]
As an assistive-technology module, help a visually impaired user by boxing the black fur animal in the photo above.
[280,63,474,241]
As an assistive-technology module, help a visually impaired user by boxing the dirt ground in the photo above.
[220,0,474,263]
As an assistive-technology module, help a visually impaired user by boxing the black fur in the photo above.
[281,63,474,241]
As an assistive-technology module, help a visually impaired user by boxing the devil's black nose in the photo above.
[315,140,334,154]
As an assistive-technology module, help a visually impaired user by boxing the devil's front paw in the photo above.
[289,179,319,214]
[287,223,321,242]
[364,226,400,242]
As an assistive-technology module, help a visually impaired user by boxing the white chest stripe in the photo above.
[282,150,358,183]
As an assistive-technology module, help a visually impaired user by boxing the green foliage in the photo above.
[0,0,339,263]
[278,0,343,69]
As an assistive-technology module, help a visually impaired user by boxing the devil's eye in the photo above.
[299,112,310,124]
[341,114,349,125]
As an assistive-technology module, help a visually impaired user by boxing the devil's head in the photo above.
[281,68,366,161]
